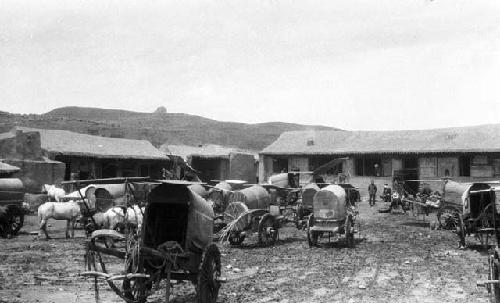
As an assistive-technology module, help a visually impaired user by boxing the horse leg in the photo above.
[65,220,70,238]
[39,219,50,240]
[71,218,75,238]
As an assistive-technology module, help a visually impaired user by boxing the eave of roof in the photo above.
[261,149,500,156]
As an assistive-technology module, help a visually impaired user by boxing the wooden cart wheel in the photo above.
[89,231,150,303]
[489,255,500,303]
[122,274,148,303]
[345,215,354,248]
[197,243,221,303]
[437,206,460,231]
[7,207,24,235]
[258,214,278,246]
[228,231,245,246]
[306,214,318,247]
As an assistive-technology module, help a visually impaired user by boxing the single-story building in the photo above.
[0,127,171,191]
[161,144,258,183]
[259,124,500,198]
[0,128,66,192]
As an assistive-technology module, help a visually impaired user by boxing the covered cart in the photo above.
[0,178,25,237]
[207,180,247,214]
[306,185,356,248]
[401,179,463,230]
[221,185,280,246]
[294,183,320,229]
[450,181,499,248]
[82,180,223,303]
[471,184,500,302]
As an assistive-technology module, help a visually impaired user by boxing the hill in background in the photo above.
[0,106,338,151]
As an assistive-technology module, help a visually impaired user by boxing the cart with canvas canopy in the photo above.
[80,179,223,303]
[306,184,357,248]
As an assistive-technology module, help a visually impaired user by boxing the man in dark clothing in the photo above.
[368,180,377,206]
[381,184,391,202]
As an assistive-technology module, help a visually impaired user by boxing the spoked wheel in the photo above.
[197,243,221,303]
[437,206,461,230]
[122,268,149,303]
[7,207,24,235]
[0,206,24,237]
[258,214,278,246]
[489,254,500,303]
[228,231,245,246]
[306,214,318,247]
[345,215,355,248]
[84,231,152,303]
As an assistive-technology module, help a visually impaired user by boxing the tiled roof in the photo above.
[17,127,168,160]
[261,124,500,155]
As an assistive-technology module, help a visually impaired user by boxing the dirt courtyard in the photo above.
[0,201,493,303]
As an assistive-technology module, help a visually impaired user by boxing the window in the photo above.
[459,156,471,177]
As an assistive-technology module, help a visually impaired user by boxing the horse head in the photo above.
[41,184,50,194]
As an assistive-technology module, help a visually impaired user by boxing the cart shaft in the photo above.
[477,279,500,286]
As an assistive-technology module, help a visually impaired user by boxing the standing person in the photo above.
[368,179,377,206]
[382,184,391,202]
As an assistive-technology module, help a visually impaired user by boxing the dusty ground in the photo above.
[0,201,493,303]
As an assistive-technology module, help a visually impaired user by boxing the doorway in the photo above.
[398,157,420,195]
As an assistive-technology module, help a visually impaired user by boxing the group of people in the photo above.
[367,179,407,207]
[368,179,444,211]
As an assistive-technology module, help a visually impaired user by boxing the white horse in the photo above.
[105,205,144,232]
[41,184,66,202]
[38,201,81,239]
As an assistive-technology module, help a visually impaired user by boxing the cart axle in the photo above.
[80,271,150,281]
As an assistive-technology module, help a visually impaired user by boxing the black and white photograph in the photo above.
[1,0,500,302]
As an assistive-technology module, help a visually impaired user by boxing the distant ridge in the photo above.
[0,106,339,151]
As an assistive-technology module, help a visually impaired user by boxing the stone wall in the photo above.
[229,153,257,183]
[0,129,44,160]
[1,129,64,193]
[5,159,65,193]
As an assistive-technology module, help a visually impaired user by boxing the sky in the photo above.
[0,0,499,131]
